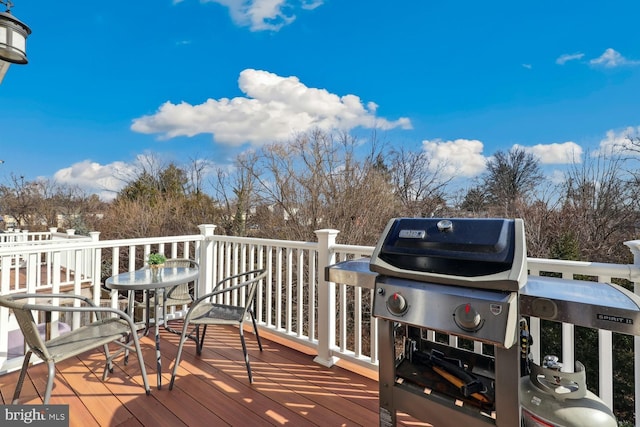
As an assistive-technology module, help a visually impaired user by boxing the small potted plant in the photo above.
[148,253,166,280]
[148,252,166,267]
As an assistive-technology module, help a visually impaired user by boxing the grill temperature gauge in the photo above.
[387,292,408,316]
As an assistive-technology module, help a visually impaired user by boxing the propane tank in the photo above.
[520,355,617,426]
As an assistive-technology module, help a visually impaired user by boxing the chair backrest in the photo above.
[214,269,267,316]
[165,258,198,269]
[163,258,199,302]
[0,294,50,361]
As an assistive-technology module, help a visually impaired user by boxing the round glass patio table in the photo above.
[106,266,199,389]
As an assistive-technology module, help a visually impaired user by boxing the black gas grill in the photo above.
[327,217,640,427]
[370,218,526,426]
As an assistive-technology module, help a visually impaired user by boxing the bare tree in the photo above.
[232,129,397,244]
[212,153,258,236]
[481,147,544,217]
[388,147,450,217]
[0,174,40,229]
[0,175,107,233]
[187,156,210,196]
[557,152,638,262]
[459,186,487,215]
[101,161,218,239]
[45,182,107,234]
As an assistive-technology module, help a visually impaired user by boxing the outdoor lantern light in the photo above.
[0,0,31,64]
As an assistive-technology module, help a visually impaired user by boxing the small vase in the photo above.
[150,264,164,281]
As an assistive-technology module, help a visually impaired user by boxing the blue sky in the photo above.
[2,0,640,200]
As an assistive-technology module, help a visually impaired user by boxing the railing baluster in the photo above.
[559,272,575,373]
[275,246,282,330]
[354,285,362,358]
[266,246,273,327]
[339,282,347,353]
[286,247,293,334]
[309,249,316,343]
[296,249,304,338]
[370,289,378,364]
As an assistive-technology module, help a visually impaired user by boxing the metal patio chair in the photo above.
[0,293,150,404]
[169,268,267,388]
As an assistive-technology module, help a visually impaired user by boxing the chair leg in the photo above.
[43,360,56,404]
[127,327,151,396]
[196,325,207,355]
[124,289,137,364]
[239,327,253,383]
[12,351,32,404]
[169,323,191,390]
[102,343,113,381]
[250,310,262,351]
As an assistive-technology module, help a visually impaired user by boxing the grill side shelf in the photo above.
[325,258,377,289]
[521,276,640,335]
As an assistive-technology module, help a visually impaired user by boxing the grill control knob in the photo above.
[453,303,484,332]
[387,292,408,316]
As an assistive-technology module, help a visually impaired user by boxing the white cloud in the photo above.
[53,160,135,201]
[590,48,640,68]
[595,126,640,156]
[522,64,532,69]
[514,142,582,164]
[131,69,412,146]
[301,0,323,10]
[422,138,487,178]
[203,0,323,31]
[420,139,584,181]
[556,52,584,65]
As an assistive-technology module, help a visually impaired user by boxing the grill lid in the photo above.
[370,217,527,291]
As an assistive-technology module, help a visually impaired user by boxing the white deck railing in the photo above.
[0,225,639,424]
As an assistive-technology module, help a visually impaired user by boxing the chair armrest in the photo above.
[193,269,267,305]
[8,293,138,330]
[212,269,265,291]
[195,282,246,305]
[10,293,98,307]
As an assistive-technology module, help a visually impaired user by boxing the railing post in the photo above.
[624,240,640,427]
[314,229,340,367]
[198,224,217,295]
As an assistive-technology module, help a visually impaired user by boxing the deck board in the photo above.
[0,324,429,426]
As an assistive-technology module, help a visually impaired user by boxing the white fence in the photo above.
[0,225,639,424]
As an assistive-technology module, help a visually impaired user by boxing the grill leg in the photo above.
[378,318,397,426]
[494,344,521,426]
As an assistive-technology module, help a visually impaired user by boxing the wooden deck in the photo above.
[0,323,427,426]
